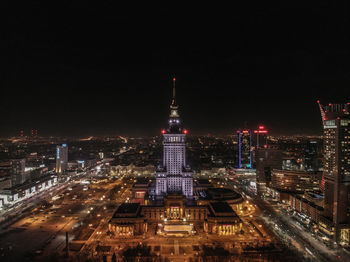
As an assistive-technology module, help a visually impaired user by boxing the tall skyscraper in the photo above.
[253,125,268,149]
[255,147,283,194]
[304,139,322,172]
[237,129,252,169]
[155,78,193,198]
[318,101,350,245]
[56,144,68,174]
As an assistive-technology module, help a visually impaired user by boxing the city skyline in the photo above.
[3,3,350,261]
[3,3,350,137]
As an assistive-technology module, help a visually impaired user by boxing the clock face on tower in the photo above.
[171,110,178,117]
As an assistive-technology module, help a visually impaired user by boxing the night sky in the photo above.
[3,2,350,137]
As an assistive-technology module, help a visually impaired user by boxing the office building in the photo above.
[270,169,322,193]
[253,125,268,149]
[304,139,322,172]
[256,147,283,193]
[237,129,252,169]
[11,159,27,185]
[56,144,68,174]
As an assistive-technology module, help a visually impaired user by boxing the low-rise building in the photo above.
[289,194,324,223]
[270,169,321,193]
[0,175,57,206]
[109,194,242,237]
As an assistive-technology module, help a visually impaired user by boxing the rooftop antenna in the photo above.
[171,76,176,106]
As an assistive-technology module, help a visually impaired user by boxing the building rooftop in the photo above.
[113,203,141,218]
[196,179,212,186]
[207,187,242,201]
[134,177,150,185]
[209,201,235,214]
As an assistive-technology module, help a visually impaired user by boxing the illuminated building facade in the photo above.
[318,101,350,244]
[155,78,193,198]
[270,169,322,193]
[109,196,242,237]
[56,144,68,174]
[109,79,243,238]
[237,129,252,169]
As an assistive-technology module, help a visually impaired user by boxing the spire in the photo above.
[169,76,179,118]
[171,77,176,106]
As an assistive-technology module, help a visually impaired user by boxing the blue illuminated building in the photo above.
[237,129,252,169]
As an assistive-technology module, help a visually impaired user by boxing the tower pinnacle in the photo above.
[171,77,176,106]
[169,77,179,118]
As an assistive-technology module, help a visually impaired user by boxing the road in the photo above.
[226,179,349,262]
[0,165,117,261]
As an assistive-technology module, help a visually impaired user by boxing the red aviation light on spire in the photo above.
[173,77,176,82]
[183,129,188,134]
[161,129,166,134]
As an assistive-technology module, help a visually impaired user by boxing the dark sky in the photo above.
[3,2,350,137]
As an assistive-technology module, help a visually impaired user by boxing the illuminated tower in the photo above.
[155,78,193,198]
[56,144,68,174]
[318,101,350,244]
[237,129,252,169]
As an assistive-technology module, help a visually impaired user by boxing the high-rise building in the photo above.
[155,78,193,198]
[237,129,252,169]
[255,147,283,194]
[304,139,322,172]
[11,158,27,185]
[317,101,350,245]
[253,125,268,149]
[251,125,268,168]
[11,159,25,175]
[56,144,68,174]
